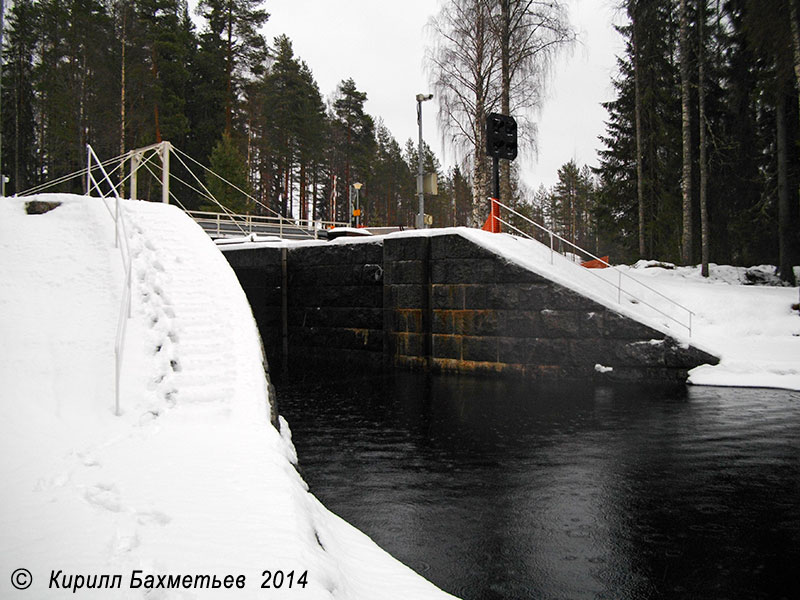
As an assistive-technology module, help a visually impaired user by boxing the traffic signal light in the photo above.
[485,113,517,160]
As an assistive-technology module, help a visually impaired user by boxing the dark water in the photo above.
[277,374,800,600]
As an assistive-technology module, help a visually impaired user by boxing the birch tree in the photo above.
[428,0,500,226]
[483,0,573,205]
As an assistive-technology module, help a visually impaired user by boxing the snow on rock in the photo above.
[0,194,455,599]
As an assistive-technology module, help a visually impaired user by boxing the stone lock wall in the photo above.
[286,242,385,374]
[383,235,717,382]
[223,233,718,383]
[224,241,386,381]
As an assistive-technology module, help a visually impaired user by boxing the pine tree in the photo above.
[205,132,250,212]
[260,35,303,216]
[679,0,693,265]
[2,0,38,193]
[698,0,710,276]
[369,121,412,226]
[451,165,473,226]
[596,1,682,262]
[127,0,192,145]
[551,160,595,250]
[197,0,268,137]
[742,0,799,283]
[595,22,645,262]
[296,61,326,222]
[185,7,226,169]
[34,0,118,187]
[330,78,375,223]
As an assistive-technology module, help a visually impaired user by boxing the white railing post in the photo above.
[130,152,139,200]
[86,145,93,195]
[115,350,121,416]
[161,142,170,204]
[115,197,119,248]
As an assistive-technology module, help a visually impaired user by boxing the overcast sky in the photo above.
[230,0,626,190]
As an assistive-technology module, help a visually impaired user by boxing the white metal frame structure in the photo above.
[19,140,348,240]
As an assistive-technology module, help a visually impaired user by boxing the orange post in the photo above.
[481,198,501,233]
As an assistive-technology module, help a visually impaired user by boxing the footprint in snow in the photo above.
[34,472,70,492]
[136,510,171,526]
[84,483,123,513]
[138,409,160,425]
[111,527,140,554]
[77,451,100,467]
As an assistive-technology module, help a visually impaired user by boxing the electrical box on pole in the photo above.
[423,172,438,196]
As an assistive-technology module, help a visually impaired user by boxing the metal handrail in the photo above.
[18,151,129,197]
[170,146,326,240]
[492,199,694,337]
[186,209,348,239]
[20,141,348,242]
[86,144,132,415]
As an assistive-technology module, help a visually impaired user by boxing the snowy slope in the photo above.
[0,194,456,599]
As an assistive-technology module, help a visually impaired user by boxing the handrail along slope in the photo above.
[491,199,694,337]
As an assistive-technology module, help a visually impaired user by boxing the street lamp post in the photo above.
[348,185,353,226]
[416,93,433,229]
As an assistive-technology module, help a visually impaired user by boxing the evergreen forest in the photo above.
[1,0,798,281]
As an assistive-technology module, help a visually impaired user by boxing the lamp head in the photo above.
[416,93,433,102]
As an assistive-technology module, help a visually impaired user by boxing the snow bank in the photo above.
[0,195,455,599]
[616,262,800,391]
